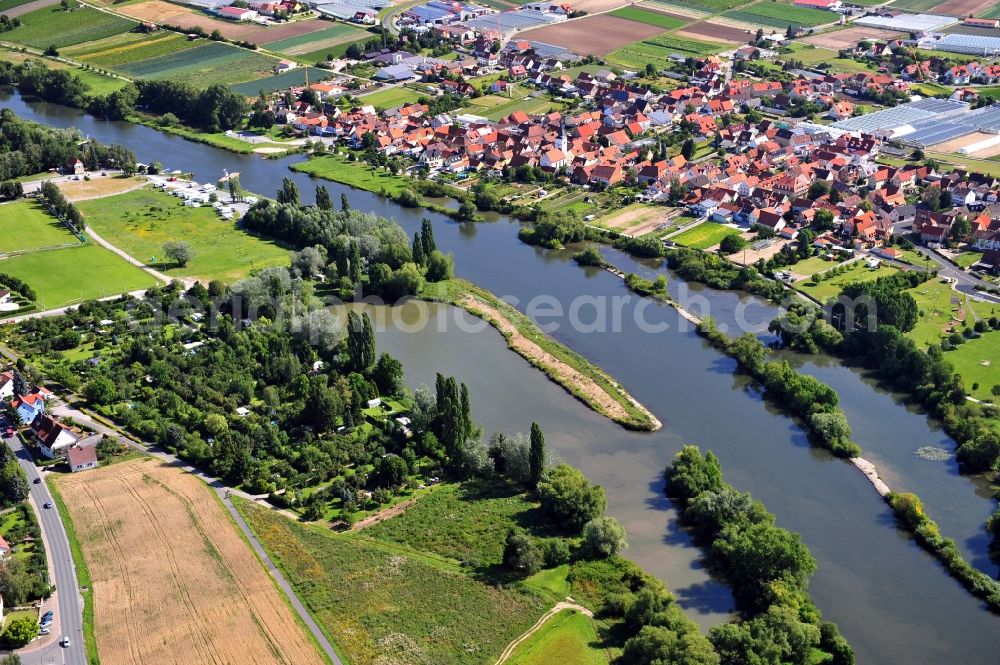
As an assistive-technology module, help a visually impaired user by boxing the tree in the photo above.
[681,138,695,161]
[341,192,350,211]
[0,557,33,607]
[813,208,835,231]
[346,311,376,371]
[163,240,192,268]
[582,516,627,558]
[457,200,477,221]
[292,246,325,278]
[624,625,720,665]
[420,218,436,257]
[277,177,300,206]
[11,371,25,399]
[83,376,116,405]
[808,180,829,200]
[719,234,746,255]
[371,454,408,488]
[0,461,28,504]
[1,614,37,647]
[425,250,453,282]
[529,421,545,488]
[315,185,332,210]
[537,464,606,531]
[503,529,542,576]
[664,445,722,506]
[372,353,403,396]
[43,45,58,57]
[956,431,1000,473]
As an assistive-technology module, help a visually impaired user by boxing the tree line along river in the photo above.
[3,87,1000,664]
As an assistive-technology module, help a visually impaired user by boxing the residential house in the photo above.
[11,392,46,425]
[30,414,77,458]
[67,440,99,473]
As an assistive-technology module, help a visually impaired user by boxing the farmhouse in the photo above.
[217,6,258,20]
[30,414,78,458]
[0,372,13,401]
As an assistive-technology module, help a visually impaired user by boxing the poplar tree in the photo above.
[341,192,350,211]
[315,185,332,210]
[529,422,545,488]
[412,231,425,266]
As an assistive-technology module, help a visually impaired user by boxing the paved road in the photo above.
[5,433,85,665]
[912,247,1000,305]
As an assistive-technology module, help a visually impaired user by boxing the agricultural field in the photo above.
[4,5,136,49]
[723,2,836,29]
[670,221,741,250]
[517,15,666,56]
[356,85,425,110]
[650,0,746,12]
[0,243,157,309]
[605,33,723,69]
[0,48,129,95]
[68,31,197,70]
[676,20,751,43]
[117,41,278,86]
[508,609,608,665]
[230,66,332,96]
[77,188,290,283]
[261,22,369,55]
[54,458,327,665]
[469,95,567,121]
[887,0,944,9]
[118,0,267,41]
[801,25,898,49]
[608,6,686,29]
[932,0,998,17]
[236,498,550,665]
[0,200,81,254]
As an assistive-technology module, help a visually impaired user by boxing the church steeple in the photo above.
[558,120,568,153]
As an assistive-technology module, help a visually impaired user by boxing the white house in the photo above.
[67,442,99,473]
[31,414,77,459]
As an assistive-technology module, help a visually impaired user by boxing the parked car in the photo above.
[38,627,50,635]
[42,611,53,621]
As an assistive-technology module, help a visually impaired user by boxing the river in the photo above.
[4,88,1000,664]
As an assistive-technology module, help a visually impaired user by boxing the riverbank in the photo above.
[422,279,661,432]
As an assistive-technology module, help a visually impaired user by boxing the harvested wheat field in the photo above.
[55,458,326,665]
[518,15,664,55]
[801,26,897,50]
[565,0,631,11]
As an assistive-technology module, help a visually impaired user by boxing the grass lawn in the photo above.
[471,95,566,121]
[5,6,136,49]
[670,221,740,250]
[943,328,1000,400]
[508,609,608,665]
[951,251,983,269]
[790,47,878,74]
[76,188,290,283]
[608,6,685,29]
[235,498,549,665]
[906,278,975,349]
[789,255,838,277]
[291,152,408,196]
[363,478,561,572]
[795,261,900,302]
[0,244,157,309]
[1,609,37,632]
[0,200,80,253]
[357,85,424,110]
[911,82,952,97]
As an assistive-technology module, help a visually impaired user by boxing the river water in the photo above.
[5,89,1000,664]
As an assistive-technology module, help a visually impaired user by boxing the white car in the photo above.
[60,636,70,648]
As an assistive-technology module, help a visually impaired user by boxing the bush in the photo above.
[537,464,606,532]
[582,516,628,558]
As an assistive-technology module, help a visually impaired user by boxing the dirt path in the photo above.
[458,294,660,430]
[493,600,594,665]
[351,497,418,531]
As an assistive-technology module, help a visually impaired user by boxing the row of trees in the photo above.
[665,445,854,665]
[38,180,83,235]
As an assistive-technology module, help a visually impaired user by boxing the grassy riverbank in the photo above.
[420,279,660,432]
[290,152,409,196]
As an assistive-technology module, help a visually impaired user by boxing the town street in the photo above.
[4,432,85,665]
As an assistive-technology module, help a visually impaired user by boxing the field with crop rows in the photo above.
[606,33,722,68]
[117,41,277,85]
[5,6,136,49]
[70,32,197,69]
[723,2,835,28]
[608,5,686,28]
[230,66,330,95]
[55,459,327,665]
[261,23,368,54]
[650,0,745,12]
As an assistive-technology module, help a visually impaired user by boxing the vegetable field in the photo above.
[723,2,835,28]
[117,41,277,85]
[606,33,722,68]
[261,23,368,54]
[608,6,685,28]
[6,6,136,49]
[70,32,196,69]
[230,66,330,95]
[650,0,745,12]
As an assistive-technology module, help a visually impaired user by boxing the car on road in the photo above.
[43,502,52,509]
[33,478,41,484]
[60,636,70,648]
